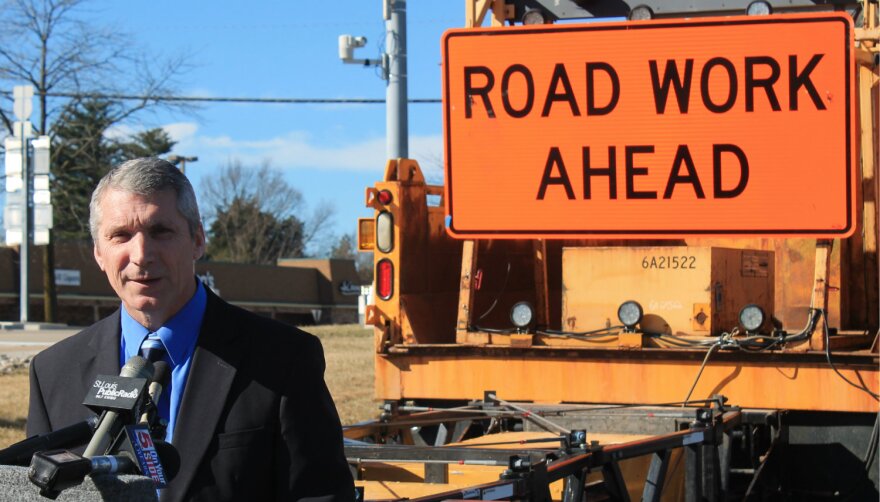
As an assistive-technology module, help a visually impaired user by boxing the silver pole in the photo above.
[19,120,29,323]
[386,0,408,159]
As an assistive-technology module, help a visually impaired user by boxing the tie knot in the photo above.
[140,334,167,364]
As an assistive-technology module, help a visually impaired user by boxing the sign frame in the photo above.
[442,13,856,239]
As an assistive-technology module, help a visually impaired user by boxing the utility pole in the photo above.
[34,135,55,323]
[385,0,408,159]
[339,0,409,160]
[43,233,56,322]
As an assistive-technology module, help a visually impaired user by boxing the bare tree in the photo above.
[301,199,337,256]
[0,0,190,137]
[200,160,336,264]
[0,0,192,322]
[416,150,445,186]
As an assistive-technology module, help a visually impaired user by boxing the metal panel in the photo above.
[517,0,859,21]
[376,348,878,412]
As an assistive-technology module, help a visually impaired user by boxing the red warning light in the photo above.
[377,259,394,299]
[377,190,393,205]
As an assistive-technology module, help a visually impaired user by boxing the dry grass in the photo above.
[306,323,378,425]
[0,368,28,449]
[0,324,376,449]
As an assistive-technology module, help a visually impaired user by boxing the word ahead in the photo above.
[442,13,855,238]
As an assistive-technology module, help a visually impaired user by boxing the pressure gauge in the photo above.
[510,302,534,330]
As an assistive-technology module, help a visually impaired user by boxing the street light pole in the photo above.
[167,155,198,175]
[19,119,30,322]
[12,86,33,323]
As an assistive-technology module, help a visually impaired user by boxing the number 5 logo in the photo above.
[137,430,154,449]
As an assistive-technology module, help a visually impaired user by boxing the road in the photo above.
[0,326,81,359]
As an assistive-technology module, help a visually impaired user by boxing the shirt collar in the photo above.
[120,279,207,366]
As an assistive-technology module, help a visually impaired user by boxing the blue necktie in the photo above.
[140,334,171,435]
[140,334,166,364]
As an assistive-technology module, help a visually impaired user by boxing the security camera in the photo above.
[338,35,368,61]
[338,34,383,72]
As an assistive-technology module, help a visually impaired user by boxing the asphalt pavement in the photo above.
[0,324,81,358]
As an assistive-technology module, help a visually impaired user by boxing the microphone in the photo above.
[83,356,154,458]
[140,360,170,426]
[89,453,136,476]
[28,441,180,498]
[140,439,180,483]
[0,416,99,466]
[95,439,179,479]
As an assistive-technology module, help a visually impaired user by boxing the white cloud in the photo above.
[105,121,199,143]
[104,124,136,140]
[162,122,199,143]
[112,120,445,175]
[170,125,443,174]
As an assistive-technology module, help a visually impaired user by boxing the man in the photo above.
[27,158,354,501]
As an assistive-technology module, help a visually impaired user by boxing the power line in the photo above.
[147,18,459,32]
[0,91,440,105]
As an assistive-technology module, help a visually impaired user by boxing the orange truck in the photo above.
[349,1,879,500]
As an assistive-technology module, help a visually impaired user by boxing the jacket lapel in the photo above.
[163,291,243,502]
[80,310,123,399]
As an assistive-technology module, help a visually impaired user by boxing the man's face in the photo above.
[93,188,205,329]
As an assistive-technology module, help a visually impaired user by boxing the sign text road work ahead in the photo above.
[442,13,855,239]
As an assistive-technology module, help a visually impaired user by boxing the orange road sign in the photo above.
[442,13,856,239]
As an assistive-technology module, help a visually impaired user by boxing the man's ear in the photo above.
[193,224,206,260]
[93,244,106,272]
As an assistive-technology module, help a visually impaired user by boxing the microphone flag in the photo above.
[124,424,169,488]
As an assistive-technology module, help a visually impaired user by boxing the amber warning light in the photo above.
[441,13,855,239]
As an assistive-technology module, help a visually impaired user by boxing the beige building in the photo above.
[0,243,361,326]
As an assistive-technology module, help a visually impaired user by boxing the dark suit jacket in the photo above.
[27,289,355,502]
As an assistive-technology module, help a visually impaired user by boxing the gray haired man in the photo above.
[28,158,354,501]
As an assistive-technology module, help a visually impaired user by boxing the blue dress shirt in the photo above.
[120,279,207,444]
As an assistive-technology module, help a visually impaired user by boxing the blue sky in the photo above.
[104,1,462,252]
[19,1,463,253]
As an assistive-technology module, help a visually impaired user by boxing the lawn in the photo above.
[0,323,376,449]
[309,323,378,424]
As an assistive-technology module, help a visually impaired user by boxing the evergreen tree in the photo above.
[200,160,334,263]
[51,99,175,241]
[330,233,373,284]
[206,196,305,264]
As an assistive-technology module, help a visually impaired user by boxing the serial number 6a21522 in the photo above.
[642,255,697,270]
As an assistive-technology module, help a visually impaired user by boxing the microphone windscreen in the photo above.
[153,441,180,481]
[120,355,154,382]
[152,361,171,387]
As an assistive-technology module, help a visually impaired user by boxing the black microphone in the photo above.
[0,416,99,466]
[140,360,170,426]
[149,440,180,482]
[83,356,154,458]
